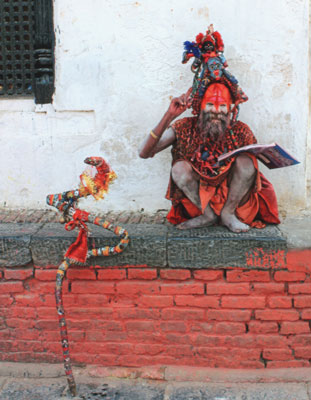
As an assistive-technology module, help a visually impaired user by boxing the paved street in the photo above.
[0,376,311,400]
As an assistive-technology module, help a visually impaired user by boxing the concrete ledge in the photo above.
[0,221,288,268]
[1,362,311,384]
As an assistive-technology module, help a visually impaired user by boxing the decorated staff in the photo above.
[46,157,130,397]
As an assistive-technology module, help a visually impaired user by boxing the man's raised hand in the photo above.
[168,88,192,119]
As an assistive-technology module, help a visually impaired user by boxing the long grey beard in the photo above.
[198,111,229,142]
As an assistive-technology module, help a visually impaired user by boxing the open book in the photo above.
[217,143,300,169]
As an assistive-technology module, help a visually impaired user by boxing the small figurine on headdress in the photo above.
[182,24,248,123]
[182,24,227,72]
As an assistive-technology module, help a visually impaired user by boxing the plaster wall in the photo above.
[0,0,310,217]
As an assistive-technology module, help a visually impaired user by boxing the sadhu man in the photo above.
[139,82,280,233]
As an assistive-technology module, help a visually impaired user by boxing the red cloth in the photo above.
[64,210,90,264]
[166,117,280,227]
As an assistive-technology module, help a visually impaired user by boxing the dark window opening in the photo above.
[0,0,54,104]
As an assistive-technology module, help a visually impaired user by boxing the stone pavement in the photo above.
[1,374,311,400]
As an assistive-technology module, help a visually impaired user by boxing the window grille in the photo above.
[0,0,35,96]
[0,0,54,103]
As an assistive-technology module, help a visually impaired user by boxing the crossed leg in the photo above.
[171,161,218,230]
[171,155,256,232]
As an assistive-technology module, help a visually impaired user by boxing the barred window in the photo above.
[0,0,54,103]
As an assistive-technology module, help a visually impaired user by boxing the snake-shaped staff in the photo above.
[46,157,130,397]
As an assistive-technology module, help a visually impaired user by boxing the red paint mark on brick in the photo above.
[206,283,250,295]
[246,248,286,268]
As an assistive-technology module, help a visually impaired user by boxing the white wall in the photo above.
[0,0,310,218]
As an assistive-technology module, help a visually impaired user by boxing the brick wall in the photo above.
[1,249,311,369]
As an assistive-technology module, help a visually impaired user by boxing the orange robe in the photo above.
[166,117,280,227]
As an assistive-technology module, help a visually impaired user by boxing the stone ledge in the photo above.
[0,220,287,269]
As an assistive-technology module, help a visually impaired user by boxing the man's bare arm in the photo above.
[139,88,192,159]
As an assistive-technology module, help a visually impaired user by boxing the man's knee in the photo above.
[234,154,256,180]
[172,161,195,186]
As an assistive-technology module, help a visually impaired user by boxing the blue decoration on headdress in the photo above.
[183,41,201,58]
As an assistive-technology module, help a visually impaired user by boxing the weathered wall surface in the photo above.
[0,0,310,217]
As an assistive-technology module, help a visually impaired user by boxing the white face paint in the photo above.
[203,102,229,114]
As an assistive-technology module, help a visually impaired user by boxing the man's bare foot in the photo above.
[221,210,250,233]
[177,212,218,230]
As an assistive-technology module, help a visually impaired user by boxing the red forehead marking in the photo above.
[201,83,232,111]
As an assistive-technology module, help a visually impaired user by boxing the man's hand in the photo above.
[167,88,192,119]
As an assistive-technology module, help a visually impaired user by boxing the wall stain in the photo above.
[198,7,209,19]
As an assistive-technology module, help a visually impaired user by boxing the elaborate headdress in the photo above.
[182,24,248,122]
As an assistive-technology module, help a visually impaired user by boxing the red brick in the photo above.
[63,294,109,306]
[134,344,166,356]
[294,296,311,308]
[116,282,160,295]
[26,280,58,294]
[35,269,57,281]
[267,360,310,368]
[161,282,204,295]
[98,269,127,280]
[36,307,57,319]
[263,348,293,361]
[193,270,223,281]
[252,283,285,295]
[288,284,311,294]
[162,308,204,321]
[128,269,157,280]
[294,347,311,359]
[0,295,14,306]
[221,296,265,309]
[67,269,96,280]
[4,268,33,280]
[255,309,299,321]
[268,296,292,308]
[214,322,246,335]
[0,281,24,293]
[175,295,219,308]
[255,335,288,348]
[6,318,35,329]
[71,281,115,294]
[207,310,251,322]
[227,270,270,282]
[280,322,310,335]
[125,321,156,332]
[248,321,279,334]
[7,307,36,319]
[301,309,311,319]
[116,308,161,320]
[160,270,191,280]
[288,335,311,347]
[206,283,250,295]
[160,321,187,333]
[274,271,306,282]
[137,295,173,308]
[287,249,311,273]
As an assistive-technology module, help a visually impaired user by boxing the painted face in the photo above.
[201,83,232,113]
[202,40,215,53]
[207,57,223,80]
